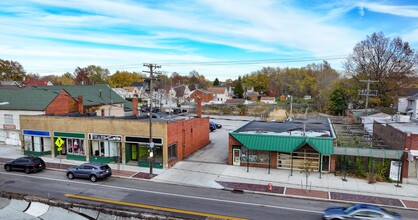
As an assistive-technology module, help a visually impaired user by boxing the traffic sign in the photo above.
[55,137,64,151]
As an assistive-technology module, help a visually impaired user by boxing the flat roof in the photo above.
[234,119,334,137]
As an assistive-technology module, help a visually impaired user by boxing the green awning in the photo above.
[230,132,334,154]
[334,147,403,159]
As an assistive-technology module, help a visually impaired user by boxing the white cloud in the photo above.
[361,2,418,18]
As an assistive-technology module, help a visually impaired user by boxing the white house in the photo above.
[208,86,229,103]
[260,97,276,104]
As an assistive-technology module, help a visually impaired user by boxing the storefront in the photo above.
[125,136,163,168]
[54,132,86,161]
[89,133,122,163]
[22,130,52,156]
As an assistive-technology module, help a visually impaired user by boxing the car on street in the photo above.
[66,162,112,182]
[215,123,222,129]
[209,121,216,132]
[4,156,46,174]
[322,204,401,220]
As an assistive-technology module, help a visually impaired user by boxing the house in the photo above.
[169,85,191,105]
[225,99,249,105]
[396,88,418,114]
[112,88,129,99]
[245,92,259,101]
[228,119,336,174]
[260,96,276,104]
[24,80,53,86]
[207,86,229,103]
[190,89,214,103]
[19,103,210,169]
[123,86,140,98]
[406,93,418,120]
[0,81,20,88]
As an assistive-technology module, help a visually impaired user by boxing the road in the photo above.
[1,169,417,220]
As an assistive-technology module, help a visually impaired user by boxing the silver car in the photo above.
[66,162,112,182]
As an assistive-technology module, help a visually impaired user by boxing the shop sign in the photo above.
[389,160,401,181]
[3,124,16,129]
[89,134,121,141]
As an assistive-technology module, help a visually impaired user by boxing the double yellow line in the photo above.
[65,193,247,220]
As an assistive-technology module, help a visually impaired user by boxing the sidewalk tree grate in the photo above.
[330,192,403,207]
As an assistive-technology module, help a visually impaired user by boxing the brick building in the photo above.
[190,89,214,103]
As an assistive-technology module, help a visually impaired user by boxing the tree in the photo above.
[0,59,26,81]
[234,76,244,98]
[213,78,220,86]
[329,84,347,115]
[109,71,144,88]
[344,32,418,107]
[57,72,75,85]
[73,65,110,85]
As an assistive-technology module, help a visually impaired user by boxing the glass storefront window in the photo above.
[23,135,52,152]
[90,140,119,157]
[67,138,85,155]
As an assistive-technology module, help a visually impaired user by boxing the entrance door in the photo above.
[132,145,138,160]
[233,149,241,166]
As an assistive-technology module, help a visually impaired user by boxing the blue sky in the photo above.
[0,0,417,81]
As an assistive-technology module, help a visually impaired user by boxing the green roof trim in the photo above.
[230,132,334,154]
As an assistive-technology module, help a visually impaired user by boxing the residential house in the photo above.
[112,88,129,99]
[406,93,418,120]
[245,92,259,101]
[23,80,53,86]
[396,88,418,114]
[0,81,20,88]
[169,85,191,105]
[208,86,229,103]
[260,96,276,104]
[190,89,214,103]
[123,86,140,98]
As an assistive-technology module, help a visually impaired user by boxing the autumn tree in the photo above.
[344,32,418,107]
[73,65,110,85]
[57,72,75,85]
[0,59,26,81]
[108,71,144,88]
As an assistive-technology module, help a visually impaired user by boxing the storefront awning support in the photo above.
[268,151,271,174]
[342,155,347,181]
[247,148,249,172]
[290,152,294,176]
[319,153,322,179]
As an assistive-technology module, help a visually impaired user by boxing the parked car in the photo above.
[209,121,216,132]
[4,156,46,174]
[215,123,222,129]
[66,162,112,182]
[323,204,401,220]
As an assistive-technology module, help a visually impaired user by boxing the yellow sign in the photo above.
[55,137,64,151]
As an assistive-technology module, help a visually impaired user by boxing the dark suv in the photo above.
[66,162,112,182]
[4,156,46,174]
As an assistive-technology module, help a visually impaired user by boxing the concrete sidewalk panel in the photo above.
[40,206,89,220]
[0,197,11,209]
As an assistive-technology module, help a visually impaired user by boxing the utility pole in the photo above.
[359,80,379,117]
[143,63,161,177]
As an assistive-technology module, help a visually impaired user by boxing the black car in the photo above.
[66,162,112,182]
[4,156,46,174]
[215,123,222,129]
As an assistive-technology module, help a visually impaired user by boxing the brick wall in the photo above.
[190,90,213,103]
[45,90,77,115]
[373,123,406,150]
[167,117,210,167]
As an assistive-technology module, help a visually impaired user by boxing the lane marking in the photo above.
[0,171,322,214]
[65,193,246,220]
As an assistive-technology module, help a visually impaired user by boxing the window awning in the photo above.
[334,147,403,159]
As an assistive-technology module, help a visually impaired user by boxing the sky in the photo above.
[1,0,418,81]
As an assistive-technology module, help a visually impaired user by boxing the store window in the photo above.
[23,135,52,152]
[90,140,119,157]
[168,143,177,162]
[239,146,269,164]
[67,138,85,155]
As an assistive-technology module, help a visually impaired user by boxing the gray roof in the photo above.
[234,119,333,137]
[407,93,418,101]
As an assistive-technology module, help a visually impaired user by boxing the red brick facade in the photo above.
[45,90,78,115]
[190,90,213,103]
[167,117,210,167]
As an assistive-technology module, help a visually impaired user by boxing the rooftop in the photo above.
[234,119,334,138]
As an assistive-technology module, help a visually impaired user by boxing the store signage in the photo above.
[3,124,16,129]
[89,134,121,141]
[389,160,401,181]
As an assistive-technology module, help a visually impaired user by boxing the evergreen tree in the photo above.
[213,78,220,86]
[234,76,244,98]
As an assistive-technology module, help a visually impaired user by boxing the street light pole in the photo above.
[143,63,161,177]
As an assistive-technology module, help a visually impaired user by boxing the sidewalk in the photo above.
[1,145,418,211]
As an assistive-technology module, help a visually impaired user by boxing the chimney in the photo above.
[132,97,139,117]
[197,96,202,118]
[77,95,83,114]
